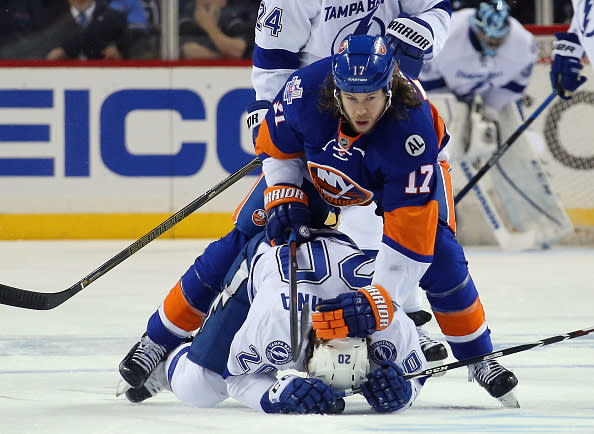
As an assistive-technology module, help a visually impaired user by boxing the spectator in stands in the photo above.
[108,0,150,58]
[108,0,148,32]
[180,0,257,60]
[46,0,130,60]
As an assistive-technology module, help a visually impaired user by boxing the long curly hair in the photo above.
[318,66,423,120]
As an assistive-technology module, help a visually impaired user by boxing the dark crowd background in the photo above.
[0,0,575,60]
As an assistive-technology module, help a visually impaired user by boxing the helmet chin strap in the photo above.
[333,88,393,125]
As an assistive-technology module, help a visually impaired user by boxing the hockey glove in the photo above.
[264,184,311,246]
[246,99,271,144]
[385,14,434,79]
[550,32,587,100]
[312,285,394,339]
[260,374,342,414]
[360,361,413,413]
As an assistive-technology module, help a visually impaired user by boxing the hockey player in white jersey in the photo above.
[550,0,590,99]
[418,0,574,250]
[125,229,427,414]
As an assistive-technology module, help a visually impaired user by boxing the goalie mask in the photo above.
[470,0,511,57]
[307,337,370,392]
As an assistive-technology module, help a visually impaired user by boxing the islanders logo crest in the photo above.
[307,162,373,206]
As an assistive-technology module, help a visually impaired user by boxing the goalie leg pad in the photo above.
[487,103,574,248]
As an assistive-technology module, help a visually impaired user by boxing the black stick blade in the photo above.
[0,283,82,310]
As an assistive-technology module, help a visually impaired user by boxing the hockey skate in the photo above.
[468,359,519,408]
[407,310,448,371]
[417,326,448,367]
[125,361,169,403]
[118,333,169,391]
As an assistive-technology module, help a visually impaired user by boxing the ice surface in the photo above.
[1,240,593,433]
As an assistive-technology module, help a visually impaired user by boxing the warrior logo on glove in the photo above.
[312,285,395,339]
[387,19,432,51]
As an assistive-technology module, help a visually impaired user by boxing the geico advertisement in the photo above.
[0,66,259,214]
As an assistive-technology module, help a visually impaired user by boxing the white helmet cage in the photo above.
[307,337,370,392]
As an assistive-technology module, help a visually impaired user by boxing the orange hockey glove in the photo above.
[312,285,394,340]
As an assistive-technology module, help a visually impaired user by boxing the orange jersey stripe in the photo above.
[433,297,486,337]
[383,201,438,256]
[439,160,456,233]
[162,281,206,332]
[428,101,447,150]
[233,173,264,224]
[254,118,304,160]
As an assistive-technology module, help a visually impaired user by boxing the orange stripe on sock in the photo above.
[433,297,486,337]
[162,281,206,332]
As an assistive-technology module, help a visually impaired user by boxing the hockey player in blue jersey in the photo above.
[247,0,454,363]
[253,34,518,407]
[119,34,519,408]
[118,1,454,396]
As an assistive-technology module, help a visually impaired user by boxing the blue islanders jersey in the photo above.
[255,58,454,306]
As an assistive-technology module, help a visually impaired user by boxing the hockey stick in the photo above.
[336,325,594,398]
[0,157,262,310]
[454,92,557,204]
[288,231,300,361]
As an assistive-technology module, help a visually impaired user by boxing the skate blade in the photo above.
[497,390,520,408]
[427,359,447,377]
[115,378,133,397]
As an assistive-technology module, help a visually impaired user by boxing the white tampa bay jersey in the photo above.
[569,0,594,62]
[253,0,452,100]
[225,231,427,382]
[418,8,537,112]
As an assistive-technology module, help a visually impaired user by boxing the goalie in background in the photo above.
[419,0,574,250]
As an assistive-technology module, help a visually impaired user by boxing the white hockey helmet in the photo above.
[307,337,370,392]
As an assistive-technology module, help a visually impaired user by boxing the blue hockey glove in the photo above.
[260,374,341,414]
[360,361,413,413]
[312,285,394,339]
[550,32,587,100]
[385,14,434,79]
[264,184,311,246]
[245,99,271,144]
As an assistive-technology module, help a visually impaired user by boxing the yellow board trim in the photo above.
[0,213,235,240]
[0,208,592,240]
[567,208,594,227]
